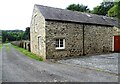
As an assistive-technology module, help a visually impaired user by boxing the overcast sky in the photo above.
[0,0,103,30]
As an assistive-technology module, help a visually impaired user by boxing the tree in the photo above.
[2,31,7,43]
[91,2,114,16]
[22,27,30,40]
[2,30,24,43]
[66,4,90,13]
[1,28,30,43]
[108,1,120,19]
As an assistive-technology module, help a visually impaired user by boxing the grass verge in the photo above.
[0,43,3,51]
[6,43,10,52]
[12,44,43,61]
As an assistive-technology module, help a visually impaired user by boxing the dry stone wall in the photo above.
[11,40,30,51]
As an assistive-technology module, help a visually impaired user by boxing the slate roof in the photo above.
[35,4,119,27]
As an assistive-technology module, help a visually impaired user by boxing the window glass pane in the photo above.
[60,44,63,47]
[60,39,63,42]
[56,39,59,47]
[56,44,59,47]
[60,39,63,47]
[60,40,63,44]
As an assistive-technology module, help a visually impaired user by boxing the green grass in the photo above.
[0,43,3,51]
[6,43,10,52]
[12,44,43,61]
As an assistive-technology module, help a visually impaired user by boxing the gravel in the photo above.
[58,53,119,74]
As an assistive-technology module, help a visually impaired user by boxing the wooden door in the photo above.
[114,36,120,52]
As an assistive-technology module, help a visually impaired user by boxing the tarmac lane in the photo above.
[1,43,118,82]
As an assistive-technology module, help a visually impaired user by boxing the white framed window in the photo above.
[55,39,65,49]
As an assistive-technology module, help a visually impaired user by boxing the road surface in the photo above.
[1,44,118,82]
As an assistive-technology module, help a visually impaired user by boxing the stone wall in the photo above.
[113,26,120,35]
[11,41,23,47]
[23,41,30,51]
[45,21,113,59]
[11,40,30,51]
[45,21,83,59]
[30,6,46,59]
[84,25,113,55]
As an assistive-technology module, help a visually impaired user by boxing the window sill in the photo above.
[55,47,65,50]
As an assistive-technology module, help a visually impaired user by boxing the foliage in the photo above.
[91,2,114,16]
[2,30,24,43]
[66,2,118,19]
[12,44,43,61]
[0,36,2,41]
[66,4,90,13]
[22,27,30,40]
[108,1,120,19]
[2,27,30,43]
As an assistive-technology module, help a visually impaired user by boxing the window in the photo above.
[55,39,65,49]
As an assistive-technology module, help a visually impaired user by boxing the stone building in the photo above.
[30,4,119,59]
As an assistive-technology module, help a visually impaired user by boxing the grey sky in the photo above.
[0,0,102,30]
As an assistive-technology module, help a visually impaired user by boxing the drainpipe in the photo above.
[83,24,85,55]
